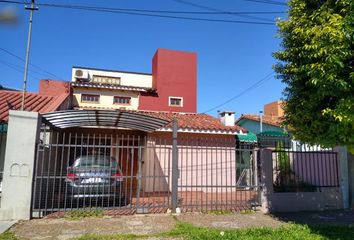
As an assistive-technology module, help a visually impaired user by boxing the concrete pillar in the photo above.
[259,149,273,213]
[335,146,349,209]
[0,111,41,220]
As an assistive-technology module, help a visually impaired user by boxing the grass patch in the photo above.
[0,232,19,240]
[65,209,104,220]
[74,222,354,240]
[240,210,256,215]
[202,210,233,215]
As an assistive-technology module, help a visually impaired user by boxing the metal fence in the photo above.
[31,127,261,217]
[272,146,339,192]
[177,138,260,212]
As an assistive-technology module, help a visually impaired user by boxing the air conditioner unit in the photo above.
[74,69,89,79]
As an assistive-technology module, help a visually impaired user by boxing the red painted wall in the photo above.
[138,49,197,113]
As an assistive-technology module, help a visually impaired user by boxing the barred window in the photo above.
[113,96,131,105]
[81,94,100,103]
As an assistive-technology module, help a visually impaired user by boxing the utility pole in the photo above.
[21,0,38,110]
[259,110,263,133]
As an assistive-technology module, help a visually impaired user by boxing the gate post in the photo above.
[171,118,178,213]
[0,110,41,220]
[335,146,349,209]
[259,148,274,213]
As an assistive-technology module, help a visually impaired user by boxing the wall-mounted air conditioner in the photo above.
[74,69,89,80]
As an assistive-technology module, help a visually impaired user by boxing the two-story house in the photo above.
[71,48,197,113]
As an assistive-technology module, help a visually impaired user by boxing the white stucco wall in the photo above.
[72,67,152,88]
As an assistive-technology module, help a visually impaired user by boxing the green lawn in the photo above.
[2,222,354,240]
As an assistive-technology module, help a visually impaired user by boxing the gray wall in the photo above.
[0,111,41,220]
[260,149,344,213]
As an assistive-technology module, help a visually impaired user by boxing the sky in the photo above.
[0,0,288,117]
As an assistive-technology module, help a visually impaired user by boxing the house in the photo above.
[235,101,290,146]
[65,49,246,194]
[236,100,285,135]
[71,48,197,113]
[0,48,258,219]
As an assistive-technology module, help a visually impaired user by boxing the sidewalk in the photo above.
[10,212,282,240]
[0,220,17,234]
[8,210,354,240]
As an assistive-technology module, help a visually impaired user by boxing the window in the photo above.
[169,97,183,107]
[113,96,131,105]
[92,75,121,85]
[81,94,100,103]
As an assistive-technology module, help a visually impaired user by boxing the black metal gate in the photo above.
[31,126,262,217]
[31,127,173,217]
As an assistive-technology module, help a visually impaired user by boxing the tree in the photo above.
[273,0,354,152]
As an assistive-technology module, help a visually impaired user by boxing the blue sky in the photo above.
[0,0,287,117]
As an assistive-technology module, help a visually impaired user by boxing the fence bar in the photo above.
[171,118,178,213]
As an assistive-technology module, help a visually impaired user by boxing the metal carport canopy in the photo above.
[41,110,170,132]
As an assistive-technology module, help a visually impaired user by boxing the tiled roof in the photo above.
[76,106,246,134]
[236,114,283,128]
[0,90,69,122]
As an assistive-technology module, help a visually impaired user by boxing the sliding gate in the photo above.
[177,138,261,212]
[31,127,261,217]
[31,128,173,217]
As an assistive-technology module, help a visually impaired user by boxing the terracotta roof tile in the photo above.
[0,90,69,122]
[236,114,283,127]
[76,106,246,134]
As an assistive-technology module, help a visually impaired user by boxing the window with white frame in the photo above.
[169,97,183,107]
[113,96,131,105]
[81,94,100,103]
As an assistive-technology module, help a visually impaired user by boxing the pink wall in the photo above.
[139,49,197,113]
[142,133,237,193]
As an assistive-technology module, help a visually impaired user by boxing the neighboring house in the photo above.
[236,101,327,151]
[0,80,71,181]
[236,101,285,135]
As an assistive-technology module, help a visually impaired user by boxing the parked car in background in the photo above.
[65,155,127,206]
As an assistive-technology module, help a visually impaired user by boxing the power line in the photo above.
[172,0,275,23]
[0,0,286,15]
[244,0,288,6]
[202,72,274,114]
[0,57,48,77]
[34,3,276,25]
[0,47,63,79]
[0,0,276,25]
[0,59,40,80]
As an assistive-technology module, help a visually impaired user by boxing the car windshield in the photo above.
[73,155,118,169]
